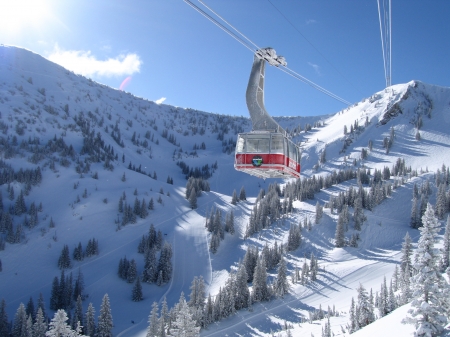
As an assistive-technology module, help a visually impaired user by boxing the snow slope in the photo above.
[1,45,450,336]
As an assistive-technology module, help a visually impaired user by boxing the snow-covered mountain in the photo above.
[1,45,450,336]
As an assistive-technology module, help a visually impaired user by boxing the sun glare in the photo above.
[0,0,50,34]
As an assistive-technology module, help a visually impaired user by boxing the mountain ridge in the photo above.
[0,45,450,336]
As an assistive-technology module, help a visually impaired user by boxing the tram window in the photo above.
[259,138,270,152]
[270,135,284,154]
[247,137,270,153]
[288,141,297,162]
[236,135,245,153]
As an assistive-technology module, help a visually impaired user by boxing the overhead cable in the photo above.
[184,0,352,106]
[266,0,362,96]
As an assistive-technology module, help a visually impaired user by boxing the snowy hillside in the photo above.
[1,45,450,337]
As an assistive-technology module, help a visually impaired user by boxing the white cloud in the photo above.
[155,97,166,104]
[306,19,317,25]
[47,45,142,78]
[308,62,321,76]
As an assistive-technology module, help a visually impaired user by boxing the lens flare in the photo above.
[119,76,132,91]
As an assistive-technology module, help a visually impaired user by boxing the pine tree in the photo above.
[353,196,366,231]
[252,255,270,302]
[403,203,450,336]
[12,303,27,337]
[0,299,9,337]
[334,212,345,247]
[189,189,197,209]
[157,242,173,284]
[132,277,143,302]
[50,276,60,310]
[274,257,290,297]
[14,190,26,216]
[443,215,450,270]
[378,276,389,317]
[310,253,318,281]
[411,197,419,228]
[400,263,412,305]
[315,201,323,224]
[46,309,88,337]
[231,190,238,205]
[235,263,250,310]
[73,295,84,330]
[33,307,47,337]
[349,297,356,333]
[146,302,159,337]
[142,248,158,284]
[73,268,85,302]
[400,232,412,277]
[26,296,35,322]
[97,294,113,337]
[58,244,71,269]
[170,296,200,337]
[84,303,96,337]
[239,186,246,201]
[356,283,374,328]
[127,259,137,283]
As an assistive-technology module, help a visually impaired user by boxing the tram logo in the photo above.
[252,156,263,167]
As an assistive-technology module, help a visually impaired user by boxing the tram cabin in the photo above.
[234,132,301,179]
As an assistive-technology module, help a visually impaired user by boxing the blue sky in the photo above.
[1,0,450,117]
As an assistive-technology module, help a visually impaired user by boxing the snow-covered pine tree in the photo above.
[146,302,159,337]
[97,294,113,337]
[127,259,137,283]
[353,196,366,231]
[14,190,26,216]
[132,277,143,302]
[378,276,389,317]
[84,303,96,337]
[388,279,397,312]
[73,268,85,302]
[0,299,8,337]
[142,248,158,284]
[73,295,84,330]
[315,201,323,224]
[46,309,88,337]
[310,253,318,281]
[239,186,246,201]
[411,197,419,228]
[33,307,47,337]
[50,276,60,311]
[157,242,173,284]
[356,283,374,328]
[334,212,345,247]
[231,190,238,205]
[400,263,412,305]
[170,295,200,337]
[403,203,450,336]
[252,255,270,302]
[442,215,450,270]
[26,296,35,322]
[140,199,148,219]
[12,303,27,337]
[287,223,301,251]
[189,189,197,209]
[274,257,290,297]
[235,262,250,311]
[58,244,71,269]
[400,232,413,277]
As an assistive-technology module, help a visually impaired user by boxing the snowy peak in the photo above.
[299,80,450,176]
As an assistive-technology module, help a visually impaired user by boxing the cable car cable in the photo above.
[266,0,363,97]
[198,0,260,51]
[279,66,352,105]
[186,0,352,107]
[183,0,255,53]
